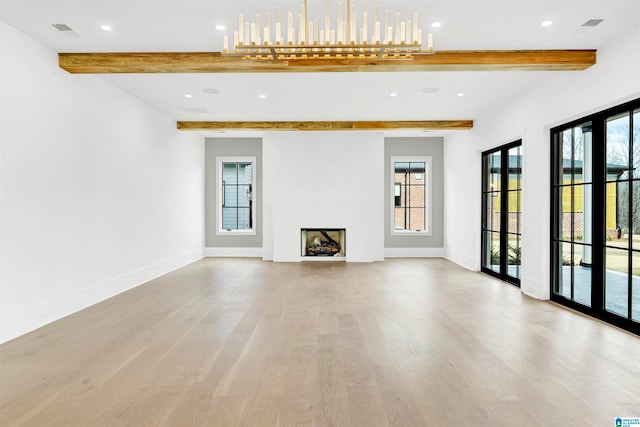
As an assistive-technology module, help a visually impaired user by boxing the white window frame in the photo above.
[216,156,257,236]
[390,156,432,236]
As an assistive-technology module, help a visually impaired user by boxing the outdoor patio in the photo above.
[559,265,640,320]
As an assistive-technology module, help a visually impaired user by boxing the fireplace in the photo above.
[301,228,346,258]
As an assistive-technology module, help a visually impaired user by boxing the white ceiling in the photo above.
[2,0,640,136]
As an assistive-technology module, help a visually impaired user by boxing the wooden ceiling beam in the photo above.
[176,120,474,131]
[59,50,596,74]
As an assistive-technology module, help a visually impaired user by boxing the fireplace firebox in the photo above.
[301,228,346,258]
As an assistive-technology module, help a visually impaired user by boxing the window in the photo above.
[552,123,592,306]
[390,156,431,235]
[481,141,522,285]
[217,157,256,235]
[551,98,640,336]
[394,183,402,207]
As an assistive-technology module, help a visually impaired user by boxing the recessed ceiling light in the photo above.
[215,24,226,31]
[389,93,398,97]
[457,92,465,97]
[100,24,112,32]
[541,20,553,27]
[431,22,442,28]
[258,94,267,99]
[185,93,193,98]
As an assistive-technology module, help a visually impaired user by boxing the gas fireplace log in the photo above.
[320,231,339,247]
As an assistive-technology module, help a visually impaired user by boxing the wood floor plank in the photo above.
[1,258,640,426]
[314,334,353,427]
[372,364,426,426]
[202,396,247,426]
[338,314,376,386]
[346,386,389,427]
[279,345,316,427]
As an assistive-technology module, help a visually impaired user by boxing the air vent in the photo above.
[582,19,604,27]
[52,23,74,32]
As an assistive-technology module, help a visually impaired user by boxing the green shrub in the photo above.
[508,244,521,265]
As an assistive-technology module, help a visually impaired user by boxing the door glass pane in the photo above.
[561,186,573,241]
[483,156,491,192]
[573,184,591,244]
[557,241,572,299]
[553,133,564,186]
[606,181,621,243]
[573,125,589,183]
[508,146,522,190]
[607,113,631,180]
[573,244,591,307]
[605,247,629,317]
[488,231,501,273]
[489,152,501,191]
[614,180,630,247]
[633,109,640,178]
[562,129,573,181]
[507,190,521,234]
[554,187,565,240]
[507,234,521,280]
[483,231,492,268]
[484,192,498,231]
[632,180,640,251]
[487,193,500,232]
[633,251,640,322]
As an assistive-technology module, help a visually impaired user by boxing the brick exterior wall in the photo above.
[490,213,521,234]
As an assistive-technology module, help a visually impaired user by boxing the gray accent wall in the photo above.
[205,138,263,247]
[385,137,444,248]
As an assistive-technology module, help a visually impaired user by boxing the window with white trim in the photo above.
[390,156,432,235]
[217,157,256,235]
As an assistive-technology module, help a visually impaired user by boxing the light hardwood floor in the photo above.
[1,258,639,426]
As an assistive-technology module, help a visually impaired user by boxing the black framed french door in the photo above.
[481,141,522,285]
[551,98,640,335]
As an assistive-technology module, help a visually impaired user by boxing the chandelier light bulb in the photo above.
[221,0,434,60]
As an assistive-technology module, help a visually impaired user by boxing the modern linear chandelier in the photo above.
[222,0,434,60]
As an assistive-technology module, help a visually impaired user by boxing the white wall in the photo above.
[0,21,205,343]
[444,24,640,299]
[263,132,385,262]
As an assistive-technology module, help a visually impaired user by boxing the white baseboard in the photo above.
[384,247,445,258]
[0,248,203,344]
[204,247,263,257]
[521,275,549,300]
[444,249,479,271]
